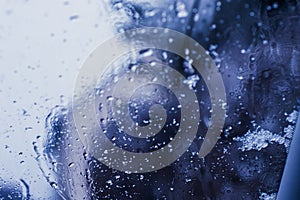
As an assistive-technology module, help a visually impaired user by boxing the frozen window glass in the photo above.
[0,0,299,199]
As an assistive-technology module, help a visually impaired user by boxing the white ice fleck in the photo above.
[183,75,200,89]
[140,49,153,57]
[237,76,244,80]
[106,180,113,185]
[185,178,191,183]
[175,2,188,18]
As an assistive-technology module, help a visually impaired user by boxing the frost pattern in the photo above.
[233,128,285,151]
[234,110,298,152]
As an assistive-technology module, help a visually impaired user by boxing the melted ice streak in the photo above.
[233,110,298,152]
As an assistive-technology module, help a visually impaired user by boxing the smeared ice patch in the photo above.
[286,110,299,124]
[233,128,285,151]
[234,110,298,152]
[233,125,295,152]
[259,192,276,200]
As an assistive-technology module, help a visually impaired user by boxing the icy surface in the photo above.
[1,0,295,199]
[41,0,300,199]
